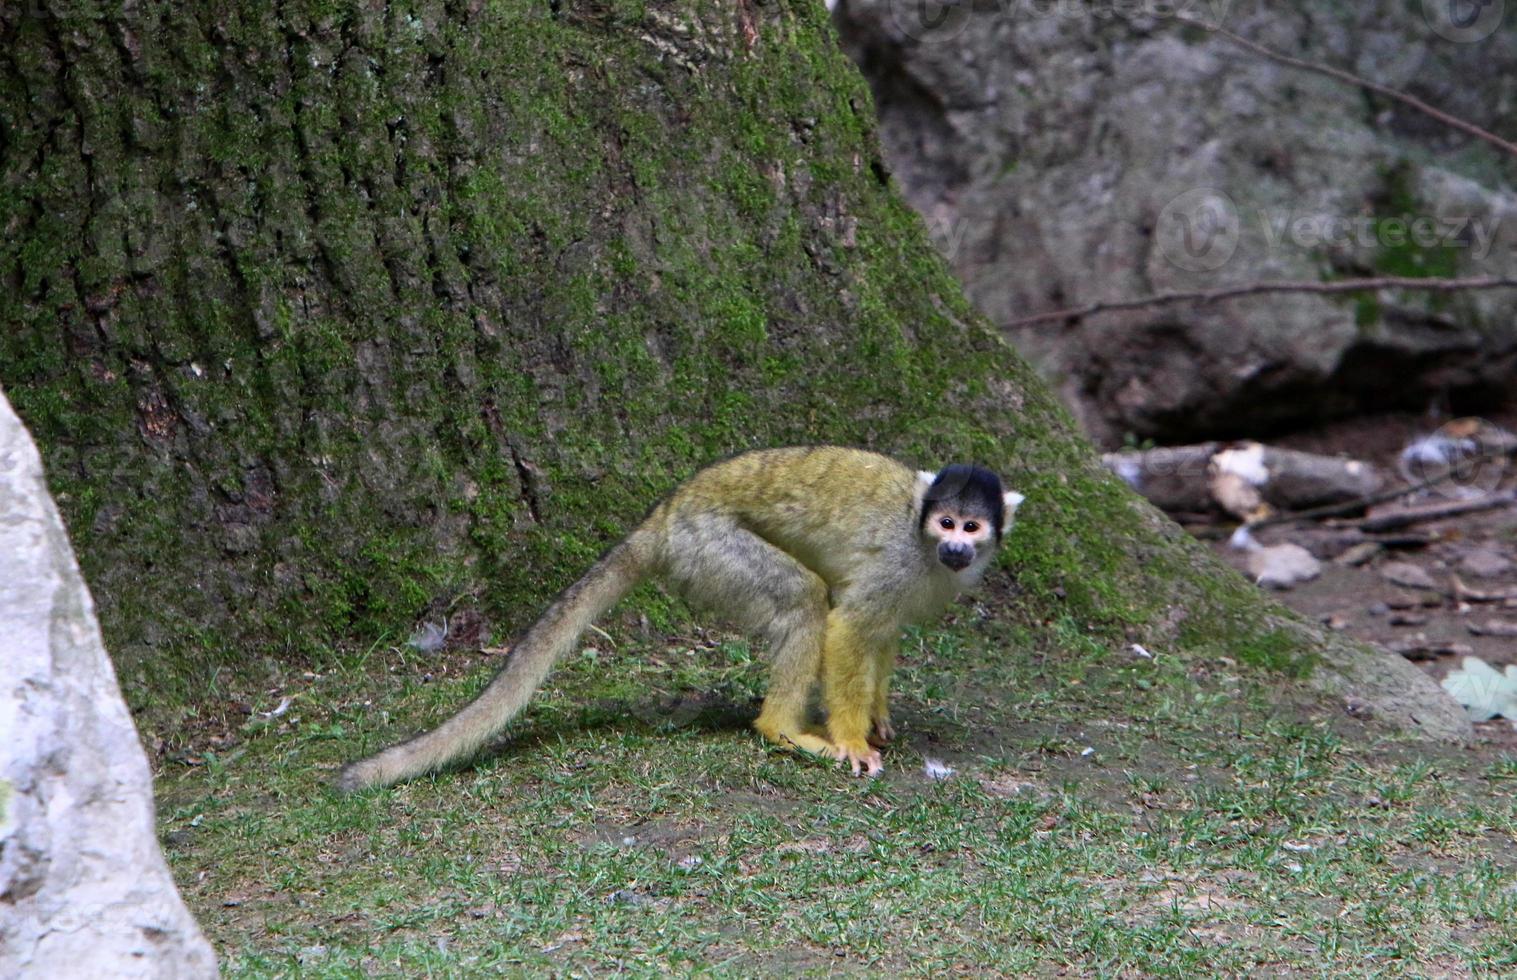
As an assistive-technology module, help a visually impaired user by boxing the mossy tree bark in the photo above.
[0,0,1465,736]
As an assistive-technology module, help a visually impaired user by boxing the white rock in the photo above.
[0,386,218,978]
[1246,543,1322,590]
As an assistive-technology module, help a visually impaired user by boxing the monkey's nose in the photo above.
[938,542,973,571]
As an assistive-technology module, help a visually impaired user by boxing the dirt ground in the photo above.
[1202,404,1517,745]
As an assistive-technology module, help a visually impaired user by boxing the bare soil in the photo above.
[1203,405,1517,746]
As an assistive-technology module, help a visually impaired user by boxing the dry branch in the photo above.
[1174,15,1517,161]
[1453,575,1517,604]
[1006,15,1517,332]
[1005,276,1517,330]
[1357,492,1515,532]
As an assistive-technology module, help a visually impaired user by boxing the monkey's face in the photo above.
[917,463,1024,578]
[923,504,996,573]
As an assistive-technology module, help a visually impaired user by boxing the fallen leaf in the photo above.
[1442,656,1517,720]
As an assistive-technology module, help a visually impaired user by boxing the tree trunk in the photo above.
[0,389,217,978]
[0,1,1465,737]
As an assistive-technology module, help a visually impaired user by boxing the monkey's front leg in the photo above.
[821,610,885,776]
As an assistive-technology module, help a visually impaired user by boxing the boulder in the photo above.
[836,0,1517,444]
[0,386,218,978]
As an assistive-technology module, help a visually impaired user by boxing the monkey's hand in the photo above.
[868,716,896,749]
[832,740,883,777]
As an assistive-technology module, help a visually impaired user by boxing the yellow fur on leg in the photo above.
[822,610,884,776]
[868,645,897,748]
[753,705,834,760]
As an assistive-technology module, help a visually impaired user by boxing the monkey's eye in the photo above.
[938,517,955,530]
[964,521,979,533]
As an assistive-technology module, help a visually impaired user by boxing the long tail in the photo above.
[336,524,659,792]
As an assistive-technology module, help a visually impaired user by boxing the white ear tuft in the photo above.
[917,470,937,492]
[1002,490,1024,533]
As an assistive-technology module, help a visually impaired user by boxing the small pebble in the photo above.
[1461,548,1513,579]
[1380,561,1436,590]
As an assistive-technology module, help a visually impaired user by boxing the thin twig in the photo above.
[1009,16,1517,331]
[1356,492,1515,532]
[1247,445,1517,531]
[1174,15,1517,161]
[1004,276,1517,329]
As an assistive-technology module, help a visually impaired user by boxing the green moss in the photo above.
[1321,162,1466,324]
[0,0,1342,718]
[1366,162,1462,318]
[1176,578,1319,678]
[1234,626,1320,676]
[1353,293,1382,328]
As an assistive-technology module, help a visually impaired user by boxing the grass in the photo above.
[155,591,1517,976]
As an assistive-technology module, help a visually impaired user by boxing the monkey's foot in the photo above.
[783,731,840,759]
[868,717,896,748]
[754,717,837,761]
[831,740,883,778]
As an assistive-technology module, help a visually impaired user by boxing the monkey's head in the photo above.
[918,464,1024,576]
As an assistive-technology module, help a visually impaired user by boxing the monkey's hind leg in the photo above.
[661,514,833,762]
[868,645,897,749]
[821,609,886,777]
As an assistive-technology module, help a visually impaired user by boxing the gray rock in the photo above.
[1460,547,1513,579]
[1380,561,1437,590]
[0,386,218,978]
[836,1,1517,444]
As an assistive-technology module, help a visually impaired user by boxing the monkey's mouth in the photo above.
[938,548,974,572]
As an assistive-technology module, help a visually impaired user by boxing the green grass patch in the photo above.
[156,602,1517,976]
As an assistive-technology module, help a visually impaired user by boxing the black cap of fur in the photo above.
[920,464,1006,540]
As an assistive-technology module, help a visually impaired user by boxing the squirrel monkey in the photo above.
[338,446,1022,791]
